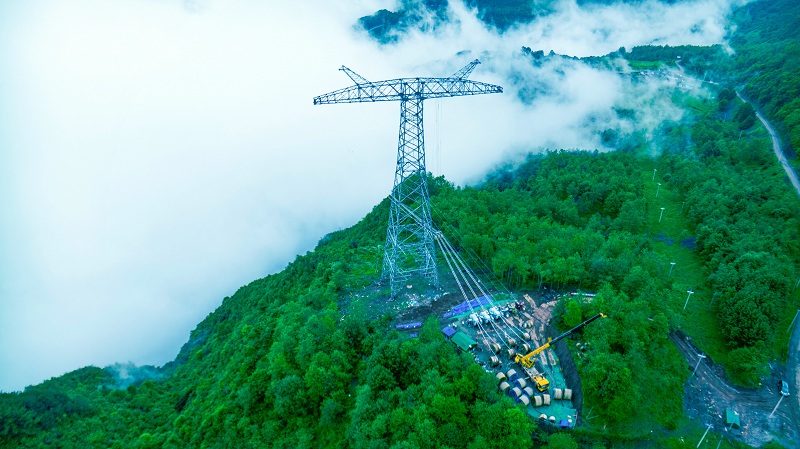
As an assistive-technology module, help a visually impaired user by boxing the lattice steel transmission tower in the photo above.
[313,60,502,296]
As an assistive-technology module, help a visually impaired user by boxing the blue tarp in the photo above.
[450,295,493,315]
[396,322,422,330]
[441,326,457,338]
[442,311,454,319]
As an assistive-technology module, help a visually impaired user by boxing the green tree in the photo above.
[564,300,583,328]
[545,433,579,449]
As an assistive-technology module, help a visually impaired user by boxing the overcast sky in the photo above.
[0,0,742,392]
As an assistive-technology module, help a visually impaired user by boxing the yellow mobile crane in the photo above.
[515,312,607,391]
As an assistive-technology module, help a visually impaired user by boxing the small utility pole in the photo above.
[669,262,676,276]
[691,353,706,378]
[659,207,666,222]
[652,168,657,181]
[708,292,717,308]
[788,309,800,334]
[769,395,785,418]
[684,290,695,311]
[697,424,712,447]
[656,182,662,197]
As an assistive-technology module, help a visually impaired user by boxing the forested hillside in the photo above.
[3,83,796,446]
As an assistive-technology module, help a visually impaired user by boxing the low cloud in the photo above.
[0,0,739,391]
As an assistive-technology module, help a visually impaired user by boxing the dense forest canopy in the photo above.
[3,0,800,447]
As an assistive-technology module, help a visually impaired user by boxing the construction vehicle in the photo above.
[515,313,607,391]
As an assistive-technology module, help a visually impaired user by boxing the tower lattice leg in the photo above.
[382,92,440,296]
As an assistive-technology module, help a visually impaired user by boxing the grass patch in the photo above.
[639,159,733,371]
[575,416,749,448]
[773,290,800,362]
[628,60,663,70]
[684,97,714,115]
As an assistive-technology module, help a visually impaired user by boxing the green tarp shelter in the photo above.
[451,331,477,351]
[725,409,740,429]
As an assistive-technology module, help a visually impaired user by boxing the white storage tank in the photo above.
[564,389,573,400]
[524,387,534,397]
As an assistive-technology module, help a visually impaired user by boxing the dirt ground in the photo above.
[671,332,799,448]
[789,315,800,448]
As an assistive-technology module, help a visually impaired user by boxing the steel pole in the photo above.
[691,354,706,378]
[697,424,712,448]
[769,394,784,418]
[683,290,694,311]
[787,309,800,334]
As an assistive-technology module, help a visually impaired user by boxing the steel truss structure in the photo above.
[313,60,502,296]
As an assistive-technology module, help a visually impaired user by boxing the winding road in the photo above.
[736,91,800,197]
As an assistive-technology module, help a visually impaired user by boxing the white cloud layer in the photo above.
[0,0,741,391]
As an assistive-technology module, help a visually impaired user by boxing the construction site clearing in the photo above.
[395,290,596,428]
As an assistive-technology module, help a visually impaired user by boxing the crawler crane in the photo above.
[515,313,607,391]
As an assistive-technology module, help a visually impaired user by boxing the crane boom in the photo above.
[515,313,606,369]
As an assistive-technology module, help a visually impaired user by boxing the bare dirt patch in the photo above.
[671,332,799,448]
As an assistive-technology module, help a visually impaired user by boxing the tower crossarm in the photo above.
[313,77,502,105]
